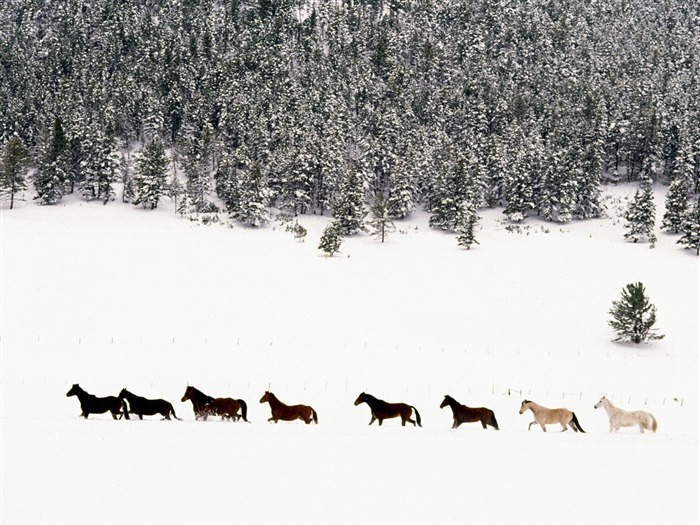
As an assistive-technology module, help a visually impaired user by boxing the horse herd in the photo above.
[66,384,659,433]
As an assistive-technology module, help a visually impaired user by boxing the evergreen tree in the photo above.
[429,156,480,232]
[79,126,117,204]
[661,148,694,233]
[367,192,396,243]
[503,134,535,222]
[133,139,169,209]
[332,167,367,235]
[318,222,343,256]
[120,152,135,204]
[608,282,664,344]
[34,117,70,205]
[677,195,700,255]
[623,165,657,243]
[456,199,480,250]
[234,164,270,227]
[0,135,29,209]
[386,153,417,219]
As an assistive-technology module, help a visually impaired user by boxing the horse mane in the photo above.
[362,392,379,403]
[190,386,214,402]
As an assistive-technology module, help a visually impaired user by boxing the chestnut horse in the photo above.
[440,395,499,430]
[181,386,248,422]
[66,384,129,420]
[354,392,422,427]
[594,396,657,433]
[519,399,585,432]
[118,388,181,420]
[259,391,318,424]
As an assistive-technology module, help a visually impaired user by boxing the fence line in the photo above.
[0,375,687,410]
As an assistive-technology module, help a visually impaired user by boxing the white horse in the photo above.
[594,396,657,433]
[519,399,585,432]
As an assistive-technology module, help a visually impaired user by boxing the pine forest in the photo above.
[1,0,699,232]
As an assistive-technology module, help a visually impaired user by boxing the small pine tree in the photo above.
[133,139,169,209]
[318,222,343,256]
[456,201,480,250]
[608,282,664,344]
[677,196,700,255]
[367,193,396,243]
[1,135,29,209]
[624,169,657,243]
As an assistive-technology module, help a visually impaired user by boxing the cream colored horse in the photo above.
[519,399,585,432]
[594,396,657,433]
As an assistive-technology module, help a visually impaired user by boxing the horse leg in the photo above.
[452,420,460,429]
[560,422,568,432]
[528,420,536,431]
[480,418,487,429]
[368,415,377,425]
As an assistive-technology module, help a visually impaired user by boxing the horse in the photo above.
[519,399,585,432]
[118,388,181,420]
[66,383,129,420]
[440,395,499,430]
[259,391,318,424]
[181,386,248,422]
[354,392,422,427]
[594,396,657,433]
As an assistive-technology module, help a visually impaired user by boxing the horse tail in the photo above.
[651,414,658,433]
[170,404,182,421]
[311,408,318,424]
[571,412,585,433]
[121,399,130,420]
[411,406,422,427]
[237,399,249,422]
[490,411,500,430]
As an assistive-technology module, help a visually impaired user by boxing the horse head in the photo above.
[354,392,367,406]
[66,384,81,397]
[594,396,607,410]
[440,395,453,409]
[519,399,531,414]
[181,386,195,402]
[118,388,129,400]
[260,391,271,404]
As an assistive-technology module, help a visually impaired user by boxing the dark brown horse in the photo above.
[354,392,422,427]
[440,395,499,430]
[118,388,181,420]
[181,386,248,422]
[259,391,318,424]
[66,384,129,420]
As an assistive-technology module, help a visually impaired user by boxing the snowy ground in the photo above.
[1,185,698,523]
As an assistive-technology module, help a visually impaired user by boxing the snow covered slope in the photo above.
[1,185,697,522]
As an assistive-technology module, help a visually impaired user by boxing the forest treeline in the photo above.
[1,0,699,229]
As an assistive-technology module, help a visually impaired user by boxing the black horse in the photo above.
[354,392,422,427]
[66,384,129,420]
[118,388,181,420]
[440,395,499,430]
[181,386,249,422]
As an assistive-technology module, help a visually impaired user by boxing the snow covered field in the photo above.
[1,185,698,523]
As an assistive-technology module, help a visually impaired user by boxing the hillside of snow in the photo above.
[1,185,697,523]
